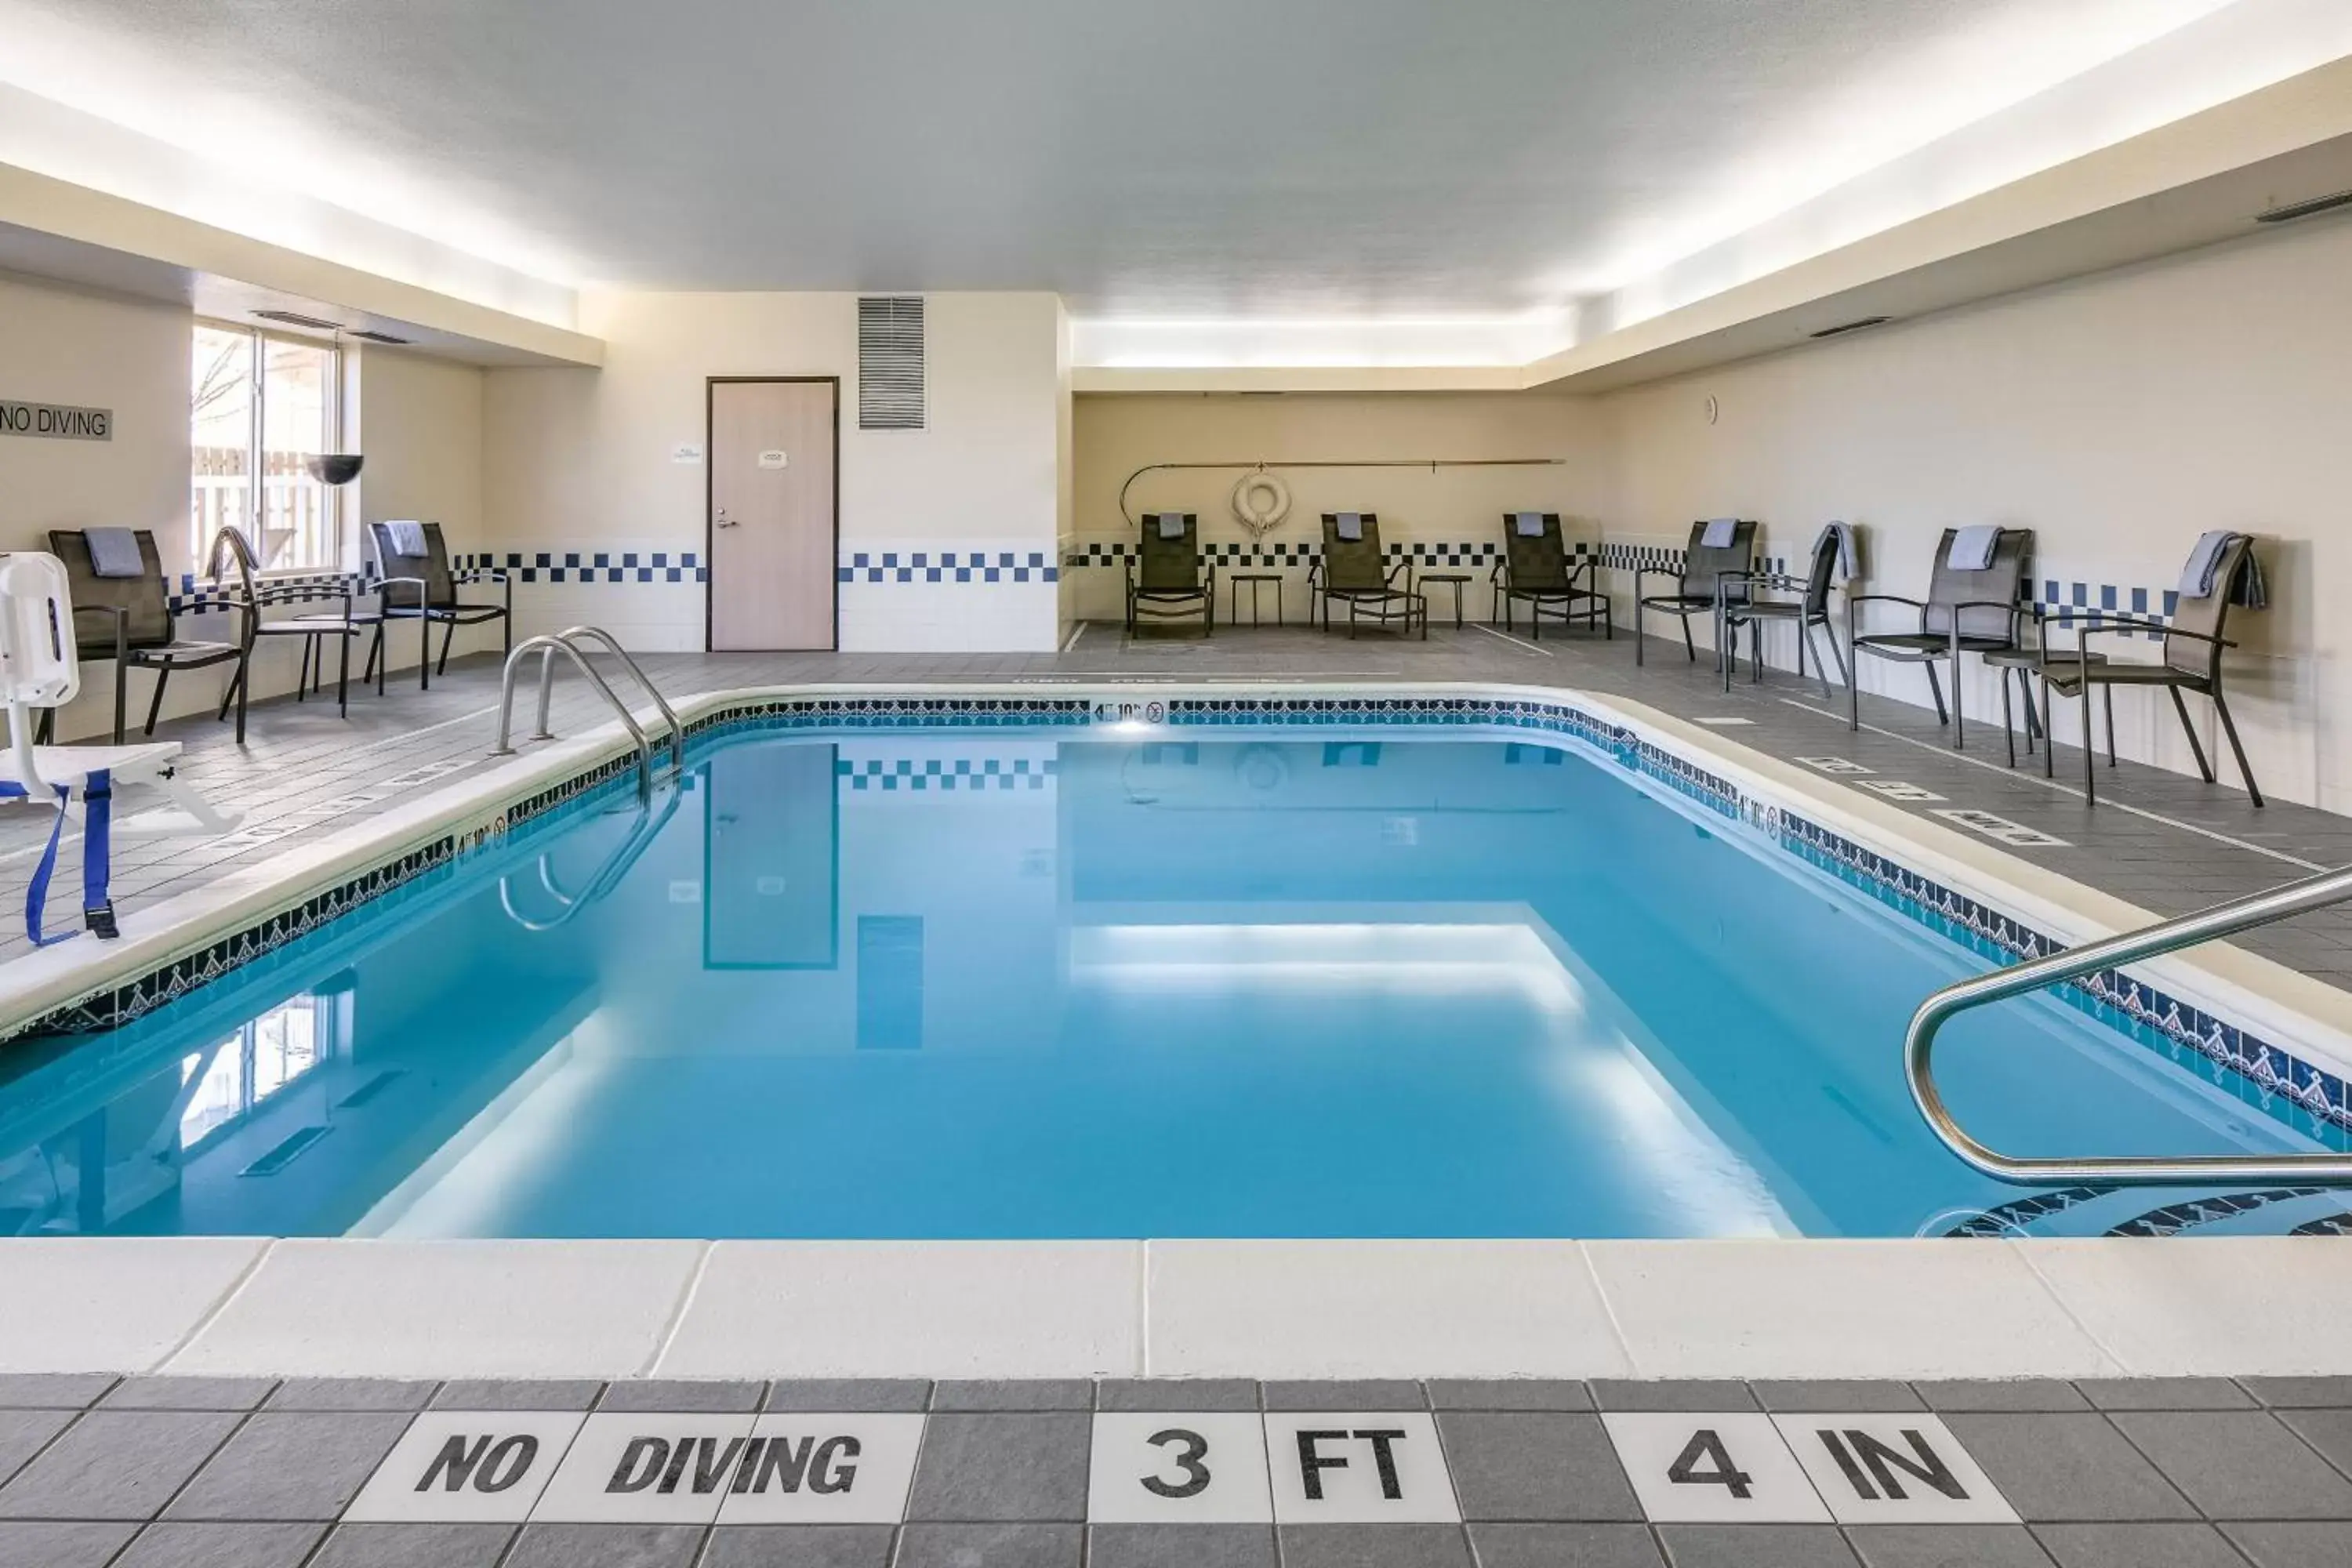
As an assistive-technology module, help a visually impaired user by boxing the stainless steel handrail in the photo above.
[542,626,684,778]
[499,781,682,931]
[492,633,657,800]
[1907,863,2352,1185]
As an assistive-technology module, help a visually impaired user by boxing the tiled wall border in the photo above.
[7,689,2342,1171]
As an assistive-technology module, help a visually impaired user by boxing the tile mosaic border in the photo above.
[5,688,2341,1178]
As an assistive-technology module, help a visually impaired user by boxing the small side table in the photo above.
[1230,572,1284,626]
[1417,572,1473,629]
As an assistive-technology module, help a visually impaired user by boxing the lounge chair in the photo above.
[365,521,512,691]
[1126,512,1214,636]
[1846,526,2032,749]
[2034,532,2266,806]
[1715,524,1848,696]
[1635,520,1756,666]
[46,528,252,744]
[1310,513,1425,638]
[209,526,372,717]
[1493,512,1610,641]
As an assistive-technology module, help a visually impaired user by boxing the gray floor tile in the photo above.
[1752,1382,1924,1414]
[1436,1412,1640,1523]
[598,1380,764,1413]
[1276,1525,1473,1568]
[906,1414,1089,1522]
[2245,1381,2352,1410]
[0,1377,114,1410]
[0,1410,241,1521]
[100,1378,278,1412]
[2033,1523,2249,1568]
[165,1411,412,1522]
[1263,1381,1426,1411]
[932,1381,1093,1412]
[1940,1414,2195,1523]
[765,1381,930,1414]
[1426,1381,1592,1412]
[1846,1525,2054,1567]
[2109,1411,2352,1519]
[1085,1523,1276,1568]
[1094,1381,1257,1413]
[1655,1524,1859,1567]
[114,1521,326,1568]
[2221,1521,2352,1567]
[0,1411,71,1489]
[700,1526,895,1568]
[0,1521,139,1568]
[2074,1380,2254,1411]
[430,1381,603,1410]
[307,1524,516,1568]
[893,1523,1080,1568]
[2281,1410,2352,1479]
[1591,1382,1759,1413]
[1468,1522,1667,1568]
[265,1380,437,1412]
[1912,1383,2089,1414]
[504,1523,705,1568]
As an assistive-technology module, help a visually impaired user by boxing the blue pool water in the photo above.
[0,724,2334,1240]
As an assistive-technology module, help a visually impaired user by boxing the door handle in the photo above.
[715,508,739,528]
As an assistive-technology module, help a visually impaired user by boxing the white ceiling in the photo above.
[0,0,2244,318]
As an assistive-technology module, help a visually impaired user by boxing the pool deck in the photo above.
[5,628,2352,1563]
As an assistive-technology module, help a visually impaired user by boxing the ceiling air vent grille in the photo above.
[858,296,926,430]
[1808,316,1891,339]
[252,308,341,331]
[2255,188,2352,224]
[350,328,412,345]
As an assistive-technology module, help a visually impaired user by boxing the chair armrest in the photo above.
[1634,565,1682,597]
[1846,593,1926,608]
[1385,560,1407,587]
[2078,614,2230,647]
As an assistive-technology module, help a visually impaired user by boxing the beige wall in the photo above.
[1602,214,2352,810]
[1068,391,1611,623]
[348,345,492,667]
[484,290,1065,651]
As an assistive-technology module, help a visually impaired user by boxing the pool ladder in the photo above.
[499,781,683,931]
[491,626,684,802]
[1907,862,2352,1185]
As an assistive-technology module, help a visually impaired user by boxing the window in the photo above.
[191,324,341,572]
[178,995,330,1151]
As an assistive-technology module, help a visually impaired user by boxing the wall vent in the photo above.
[252,308,341,331]
[858,296,926,430]
[2255,188,2352,224]
[349,328,412,345]
[1807,315,1891,339]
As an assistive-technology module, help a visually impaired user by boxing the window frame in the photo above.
[191,319,346,576]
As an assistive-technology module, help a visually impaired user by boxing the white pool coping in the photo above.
[2,679,2349,1383]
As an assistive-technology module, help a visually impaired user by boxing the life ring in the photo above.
[1229,470,1291,537]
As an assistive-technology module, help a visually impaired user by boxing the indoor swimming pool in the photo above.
[0,720,2339,1243]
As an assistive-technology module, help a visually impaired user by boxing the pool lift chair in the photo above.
[0,552,241,945]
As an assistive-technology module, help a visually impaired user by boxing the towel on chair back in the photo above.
[1699,517,1737,550]
[1156,513,1188,540]
[85,528,144,579]
[1816,521,1860,582]
[383,520,429,557]
[2178,529,2268,608]
[1513,512,1547,538]
[1946,525,1998,572]
[1334,513,1365,542]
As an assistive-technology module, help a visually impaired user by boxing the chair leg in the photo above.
[2001,673,2016,769]
[436,619,457,676]
[2212,689,2263,807]
[233,652,248,744]
[295,637,314,703]
[2016,670,2042,752]
[419,616,433,690]
[1682,612,1697,664]
[1951,653,1965,751]
[216,663,240,722]
[2103,686,2118,766]
[1750,619,1762,683]
[1922,661,1948,726]
[1635,602,1646,666]
[2168,686,2215,782]
[143,665,171,735]
[2042,670,2058,780]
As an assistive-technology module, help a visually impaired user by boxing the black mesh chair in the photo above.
[1847,527,2033,749]
[209,526,371,718]
[365,521,511,691]
[2036,533,2264,806]
[1310,514,1425,638]
[47,529,250,744]
[1126,513,1213,636]
[1635,520,1756,666]
[1715,526,1848,696]
[1493,513,1610,641]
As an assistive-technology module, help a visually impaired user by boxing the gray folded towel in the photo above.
[85,528,145,579]
[383,520,429,557]
[2179,530,2268,608]
[1334,513,1365,542]
[1700,517,1737,549]
[1513,512,1547,538]
[1947,524,1998,572]
[1156,513,1188,540]
[1817,521,1860,581]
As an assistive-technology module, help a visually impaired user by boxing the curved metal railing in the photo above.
[499,781,682,931]
[1907,862,2352,1185]
[491,628,681,800]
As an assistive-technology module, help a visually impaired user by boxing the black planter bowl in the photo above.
[307,453,365,486]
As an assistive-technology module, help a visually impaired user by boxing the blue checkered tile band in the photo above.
[836,550,1058,585]
[458,550,706,585]
[1063,540,1621,570]
[836,756,1057,791]
[2038,579,2180,640]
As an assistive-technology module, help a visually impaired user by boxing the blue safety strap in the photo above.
[2,768,111,946]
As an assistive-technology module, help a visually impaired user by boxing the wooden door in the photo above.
[709,379,837,650]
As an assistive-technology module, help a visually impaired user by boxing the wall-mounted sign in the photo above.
[670,443,704,465]
[757,449,789,470]
[0,400,111,441]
